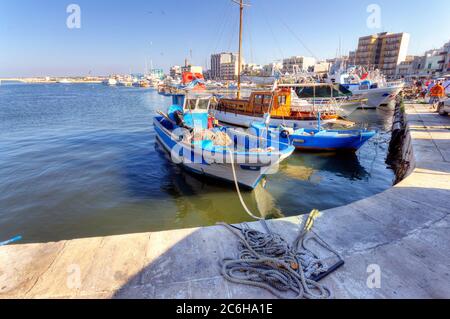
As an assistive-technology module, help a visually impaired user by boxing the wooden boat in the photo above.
[153,93,295,189]
[213,86,340,129]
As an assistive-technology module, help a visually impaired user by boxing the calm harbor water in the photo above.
[0,83,395,243]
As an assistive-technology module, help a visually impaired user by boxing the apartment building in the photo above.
[313,62,331,74]
[242,63,263,76]
[210,52,238,80]
[355,32,410,78]
[262,62,283,77]
[282,56,316,74]
[220,62,239,81]
[396,55,418,78]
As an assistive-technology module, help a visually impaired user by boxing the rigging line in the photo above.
[259,1,285,61]
[227,14,239,52]
[213,1,234,54]
[276,15,319,61]
[245,7,254,64]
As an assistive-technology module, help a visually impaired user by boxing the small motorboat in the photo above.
[251,115,376,152]
[103,78,118,86]
[153,93,295,189]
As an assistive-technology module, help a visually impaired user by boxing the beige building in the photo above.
[220,62,239,81]
[313,61,331,74]
[210,52,240,80]
[355,32,410,78]
[282,56,316,74]
[242,63,264,76]
[396,55,417,78]
[262,62,283,77]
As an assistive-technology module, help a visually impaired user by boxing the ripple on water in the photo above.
[0,83,395,243]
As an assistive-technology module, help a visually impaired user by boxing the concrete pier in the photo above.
[1,104,449,299]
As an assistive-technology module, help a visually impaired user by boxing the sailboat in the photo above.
[212,1,359,128]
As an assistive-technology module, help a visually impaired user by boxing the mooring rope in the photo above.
[218,211,342,299]
[224,138,342,299]
[227,146,265,220]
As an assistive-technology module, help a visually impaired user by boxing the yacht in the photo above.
[330,68,404,109]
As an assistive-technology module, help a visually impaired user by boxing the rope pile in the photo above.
[190,130,233,146]
[219,212,342,299]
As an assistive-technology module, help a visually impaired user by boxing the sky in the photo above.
[0,0,449,77]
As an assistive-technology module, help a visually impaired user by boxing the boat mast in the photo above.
[237,0,243,99]
[233,0,247,99]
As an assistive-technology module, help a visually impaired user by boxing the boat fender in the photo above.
[207,116,215,129]
[173,110,185,126]
[280,129,290,139]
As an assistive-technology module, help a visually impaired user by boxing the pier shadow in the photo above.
[110,215,341,299]
[109,182,450,299]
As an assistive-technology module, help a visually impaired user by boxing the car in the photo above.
[437,98,450,116]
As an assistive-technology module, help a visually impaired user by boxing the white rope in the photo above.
[227,146,264,220]
[218,214,337,299]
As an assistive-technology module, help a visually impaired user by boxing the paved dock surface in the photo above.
[1,104,449,299]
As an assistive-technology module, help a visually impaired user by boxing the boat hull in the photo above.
[351,85,404,109]
[250,122,375,152]
[213,110,336,129]
[153,117,292,189]
[290,131,375,152]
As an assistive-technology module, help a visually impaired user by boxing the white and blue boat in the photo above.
[153,93,295,189]
[251,115,376,152]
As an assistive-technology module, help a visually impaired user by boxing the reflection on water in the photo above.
[153,140,284,221]
[0,83,394,243]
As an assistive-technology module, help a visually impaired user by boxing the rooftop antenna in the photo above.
[232,0,250,99]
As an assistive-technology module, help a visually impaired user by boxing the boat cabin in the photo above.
[217,88,292,118]
[289,83,353,99]
[215,84,340,122]
[169,94,212,130]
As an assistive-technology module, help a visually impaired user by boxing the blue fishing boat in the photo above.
[153,93,295,189]
[251,115,376,152]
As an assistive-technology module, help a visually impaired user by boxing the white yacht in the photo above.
[58,78,72,84]
[103,78,118,86]
[330,68,404,109]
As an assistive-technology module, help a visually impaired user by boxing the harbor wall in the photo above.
[387,101,416,183]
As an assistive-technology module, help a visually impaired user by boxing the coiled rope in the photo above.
[224,139,342,299]
[218,209,343,299]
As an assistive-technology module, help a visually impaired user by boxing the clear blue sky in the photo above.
[1,0,449,77]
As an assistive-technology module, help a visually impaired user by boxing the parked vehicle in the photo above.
[437,99,450,116]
